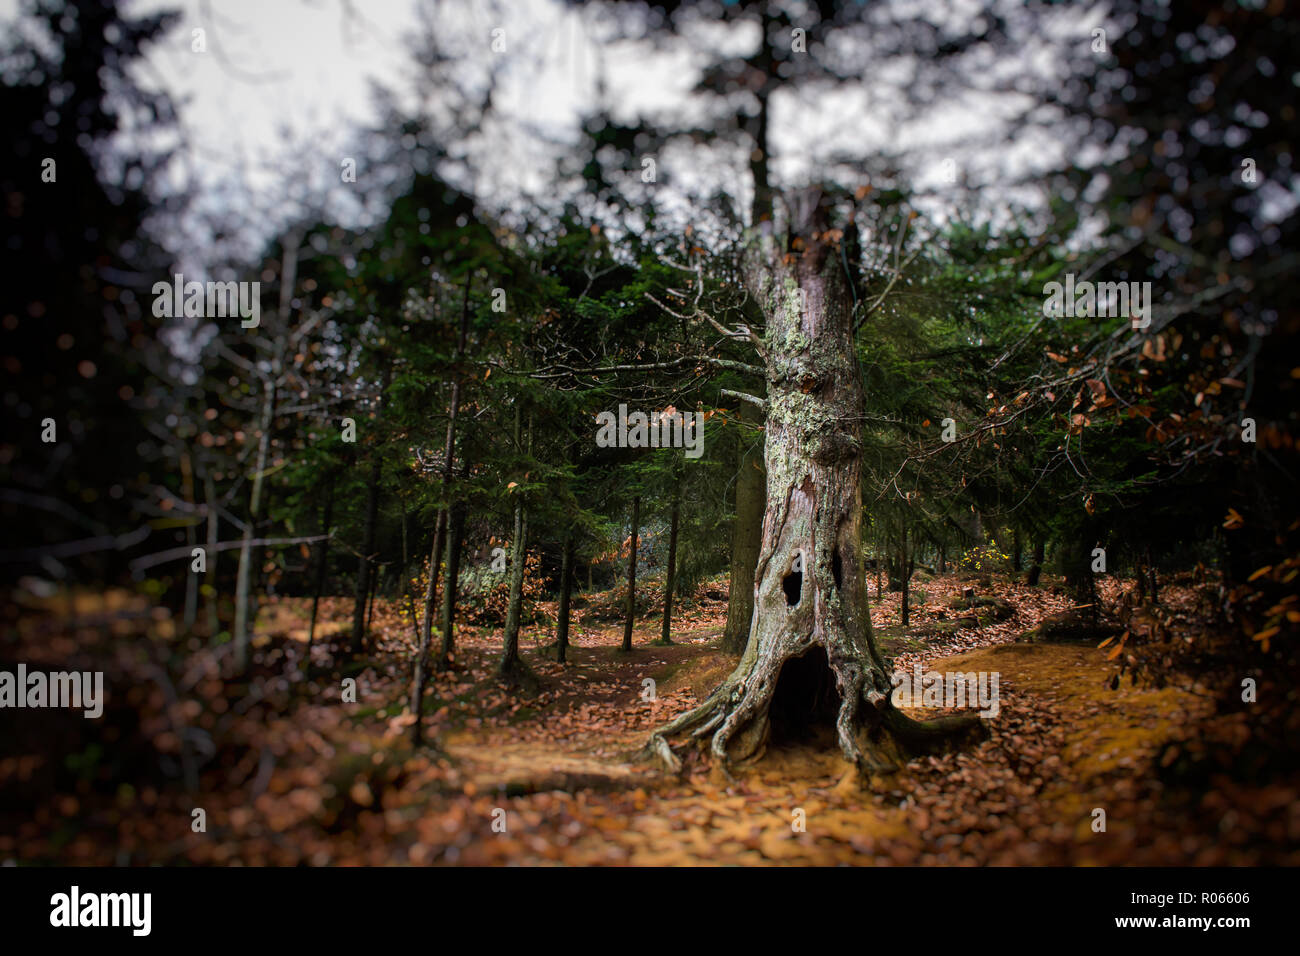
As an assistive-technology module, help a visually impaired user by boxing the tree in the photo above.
[656,458,683,646]
[721,403,765,654]
[620,495,641,654]
[648,188,983,775]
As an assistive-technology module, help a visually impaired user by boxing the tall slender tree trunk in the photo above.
[722,404,765,654]
[899,517,912,627]
[647,189,982,776]
[499,504,528,672]
[418,513,447,660]
[183,515,198,632]
[414,275,472,721]
[721,32,774,653]
[556,534,575,665]
[233,232,298,671]
[437,477,469,669]
[1027,538,1045,586]
[621,495,640,653]
[658,471,682,646]
[499,406,533,683]
[181,451,198,633]
[233,374,277,670]
[716,12,774,656]
[204,472,219,638]
[366,562,379,633]
[305,475,335,675]
[350,452,383,656]
[1012,528,1022,572]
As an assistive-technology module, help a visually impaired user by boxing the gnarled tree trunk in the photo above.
[647,189,982,779]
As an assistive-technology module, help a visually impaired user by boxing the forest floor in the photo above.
[4,571,1297,865]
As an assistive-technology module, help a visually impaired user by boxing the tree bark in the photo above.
[647,189,983,778]
[232,374,276,670]
[556,534,574,664]
[181,452,198,634]
[1027,537,1045,586]
[417,275,472,672]
[350,453,383,656]
[621,495,640,653]
[203,472,220,639]
[412,276,472,732]
[305,475,334,675]
[499,500,528,674]
[366,560,379,634]
[499,406,533,683]
[1012,528,1022,572]
[436,488,468,669]
[233,232,298,670]
[899,517,912,627]
[722,404,765,654]
[658,472,681,646]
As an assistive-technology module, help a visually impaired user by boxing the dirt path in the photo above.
[365,579,1236,865]
[10,577,1292,866]
[416,638,1215,865]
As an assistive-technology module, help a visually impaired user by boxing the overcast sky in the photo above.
[1,0,1093,263]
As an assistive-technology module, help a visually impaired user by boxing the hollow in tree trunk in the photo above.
[646,189,984,780]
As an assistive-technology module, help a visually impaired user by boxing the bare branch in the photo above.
[720,388,766,412]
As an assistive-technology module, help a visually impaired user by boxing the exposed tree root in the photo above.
[641,649,988,783]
